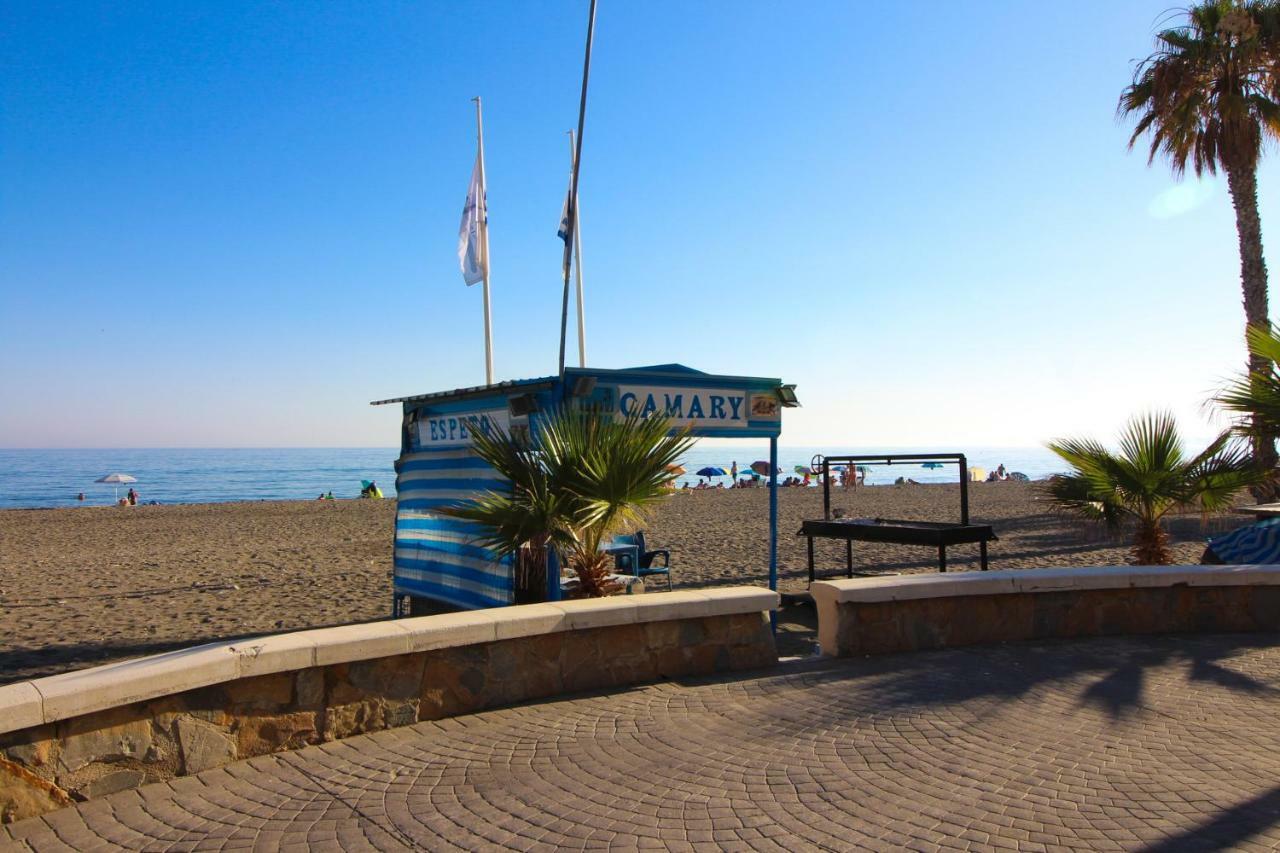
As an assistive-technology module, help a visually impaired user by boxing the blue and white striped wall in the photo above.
[393,447,513,609]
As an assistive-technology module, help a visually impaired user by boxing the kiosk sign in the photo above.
[616,385,778,429]
[417,408,511,448]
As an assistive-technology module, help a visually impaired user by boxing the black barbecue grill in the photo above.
[798,453,997,582]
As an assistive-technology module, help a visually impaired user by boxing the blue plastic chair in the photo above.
[608,531,672,590]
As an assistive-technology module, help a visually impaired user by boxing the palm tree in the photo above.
[440,408,693,599]
[1045,412,1260,564]
[1119,0,1280,473]
[1215,323,1280,454]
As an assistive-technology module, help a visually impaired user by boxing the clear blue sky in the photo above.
[2,1,1276,448]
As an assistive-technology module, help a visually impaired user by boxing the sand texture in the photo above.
[0,483,1244,684]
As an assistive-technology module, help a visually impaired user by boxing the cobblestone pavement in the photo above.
[6,633,1280,851]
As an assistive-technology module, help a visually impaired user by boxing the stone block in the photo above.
[486,634,563,705]
[1248,586,1280,629]
[235,711,319,758]
[324,696,418,741]
[323,654,427,741]
[175,716,237,775]
[225,672,294,711]
[1,726,57,771]
[0,756,71,824]
[35,642,239,724]
[401,610,498,651]
[678,619,707,647]
[593,623,648,666]
[338,653,426,701]
[77,768,145,800]
[420,646,490,721]
[643,619,682,650]
[57,709,154,774]
[295,668,325,709]
[0,683,44,736]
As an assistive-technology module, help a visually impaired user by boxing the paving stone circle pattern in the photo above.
[5,632,1280,851]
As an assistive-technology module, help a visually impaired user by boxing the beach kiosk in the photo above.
[371,364,796,614]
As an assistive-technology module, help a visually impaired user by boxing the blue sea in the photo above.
[0,446,1065,510]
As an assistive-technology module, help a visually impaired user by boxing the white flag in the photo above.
[458,154,486,286]
[557,188,571,245]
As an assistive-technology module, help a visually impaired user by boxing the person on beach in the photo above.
[126,488,137,506]
[731,461,738,481]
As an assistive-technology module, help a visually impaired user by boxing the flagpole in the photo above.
[568,129,587,368]
[473,96,494,385]
[558,0,597,378]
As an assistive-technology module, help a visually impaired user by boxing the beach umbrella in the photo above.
[665,464,687,477]
[793,465,809,475]
[922,462,944,470]
[695,466,726,478]
[95,473,136,501]
[750,461,781,476]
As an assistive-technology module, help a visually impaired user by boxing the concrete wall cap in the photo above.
[295,621,414,667]
[0,585,782,735]
[549,596,640,630]
[401,610,499,651]
[695,586,781,615]
[228,632,319,679]
[32,641,241,726]
[489,604,566,641]
[0,681,44,735]
[813,565,1280,605]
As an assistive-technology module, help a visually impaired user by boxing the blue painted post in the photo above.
[547,547,562,602]
[769,435,779,630]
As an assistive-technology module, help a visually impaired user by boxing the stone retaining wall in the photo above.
[813,565,1280,658]
[0,588,778,823]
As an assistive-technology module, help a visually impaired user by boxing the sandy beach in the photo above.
[0,482,1244,684]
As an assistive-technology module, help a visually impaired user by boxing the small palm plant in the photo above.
[1214,323,1280,497]
[440,407,693,599]
[1045,412,1260,564]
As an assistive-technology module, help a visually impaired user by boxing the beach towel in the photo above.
[1205,518,1280,564]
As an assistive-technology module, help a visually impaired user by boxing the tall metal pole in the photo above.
[558,0,597,377]
[473,96,494,385]
[769,435,779,631]
[568,130,587,367]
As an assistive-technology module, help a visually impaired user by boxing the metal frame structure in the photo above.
[801,452,996,580]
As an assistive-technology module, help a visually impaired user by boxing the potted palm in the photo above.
[1044,412,1261,564]
[440,407,693,600]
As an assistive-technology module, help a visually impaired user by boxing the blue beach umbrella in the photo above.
[922,462,944,469]
[695,467,727,478]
